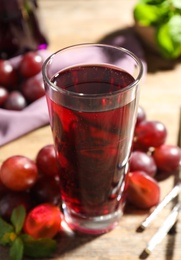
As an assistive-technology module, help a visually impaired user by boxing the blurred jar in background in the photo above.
[0,0,48,59]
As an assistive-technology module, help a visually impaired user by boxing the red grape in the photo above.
[129,151,157,177]
[0,59,18,88]
[126,171,160,209]
[19,51,43,78]
[35,144,59,177]
[0,180,8,198]
[153,144,181,173]
[23,203,61,239]
[31,175,61,205]
[132,139,149,152]
[21,75,45,103]
[3,90,27,110]
[136,106,146,126]
[0,86,9,106]
[0,51,46,110]
[134,120,167,149]
[0,191,33,221]
[0,155,38,191]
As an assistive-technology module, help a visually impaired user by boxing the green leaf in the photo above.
[9,237,24,260]
[11,206,26,235]
[0,232,17,246]
[0,217,14,245]
[156,18,181,58]
[21,234,57,258]
[169,15,181,44]
[134,3,168,26]
[141,0,166,4]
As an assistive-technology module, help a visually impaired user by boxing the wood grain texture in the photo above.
[0,1,181,259]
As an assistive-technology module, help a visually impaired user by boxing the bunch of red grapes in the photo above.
[0,51,45,110]
[0,107,180,228]
[127,106,181,209]
[0,145,62,239]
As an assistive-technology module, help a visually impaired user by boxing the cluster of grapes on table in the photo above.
[0,106,180,239]
[0,145,62,239]
[127,106,181,209]
[0,51,45,110]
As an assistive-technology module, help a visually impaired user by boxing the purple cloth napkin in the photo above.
[0,96,49,146]
[0,29,146,147]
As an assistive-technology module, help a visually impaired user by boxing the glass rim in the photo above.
[42,43,144,98]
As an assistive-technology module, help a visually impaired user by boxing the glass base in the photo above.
[62,203,123,235]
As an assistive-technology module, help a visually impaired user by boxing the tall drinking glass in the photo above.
[42,44,143,234]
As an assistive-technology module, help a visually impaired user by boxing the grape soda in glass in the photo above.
[42,44,143,234]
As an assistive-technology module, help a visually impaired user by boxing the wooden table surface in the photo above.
[0,0,181,259]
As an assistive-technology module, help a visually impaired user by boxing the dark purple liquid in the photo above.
[47,65,136,217]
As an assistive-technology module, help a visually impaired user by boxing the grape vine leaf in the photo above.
[21,234,57,258]
[156,15,181,58]
[134,0,181,58]
[10,206,26,235]
[9,237,24,260]
[0,218,14,245]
